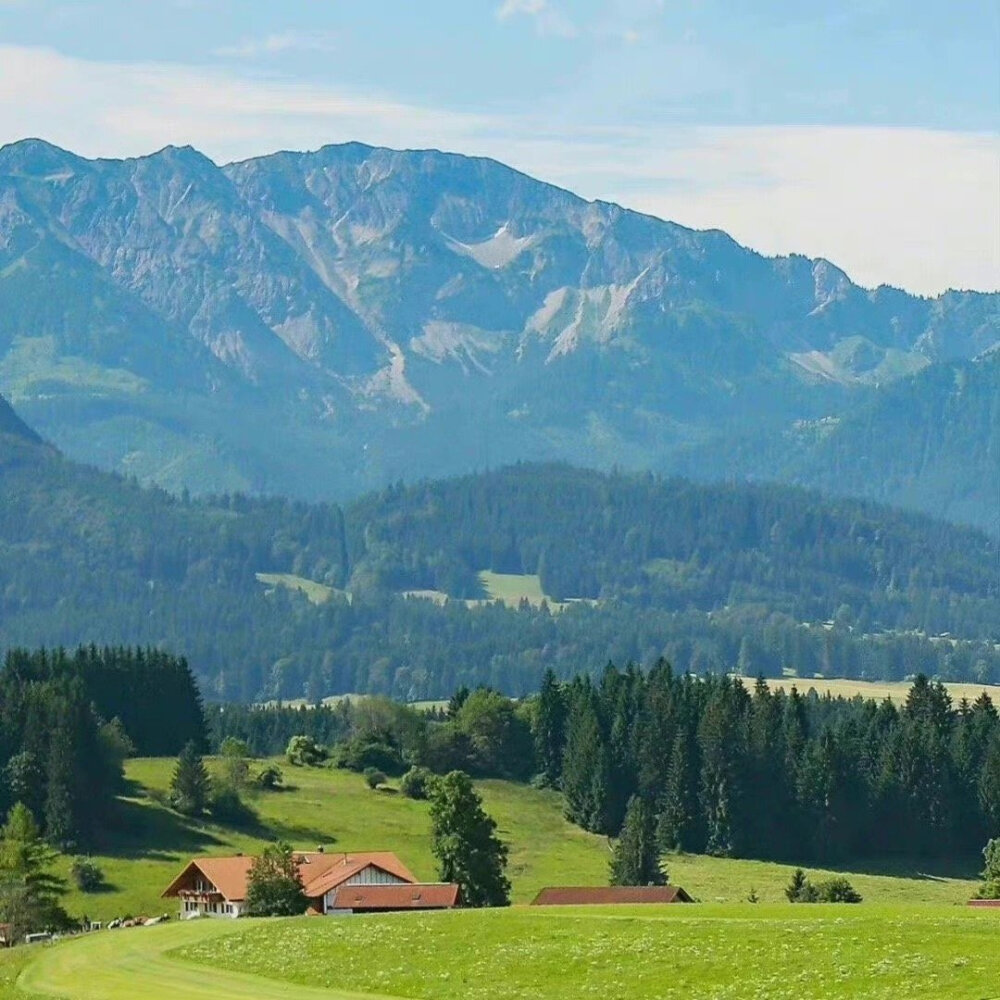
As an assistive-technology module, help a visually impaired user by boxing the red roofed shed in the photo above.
[531,886,693,905]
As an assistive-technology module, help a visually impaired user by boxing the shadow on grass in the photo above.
[99,778,338,860]
[687,851,981,882]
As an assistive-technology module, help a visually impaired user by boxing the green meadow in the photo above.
[45,757,979,925]
[7,905,1000,1000]
[0,758,993,999]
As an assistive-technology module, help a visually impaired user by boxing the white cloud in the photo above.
[0,45,995,294]
[496,0,577,38]
[214,30,339,58]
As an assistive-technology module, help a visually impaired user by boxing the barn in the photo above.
[531,885,694,905]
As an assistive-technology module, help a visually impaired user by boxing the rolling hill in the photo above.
[1,397,997,701]
[0,138,997,528]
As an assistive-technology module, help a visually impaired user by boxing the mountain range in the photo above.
[0,138,996,528]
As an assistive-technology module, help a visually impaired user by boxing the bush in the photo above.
[70,857,104,892]
[787,869,861,903]
[815,877,863,903]
[363,767,387,790]
[208,787,257,827]
[335,736,405,776]
[399,765,435,800]
[254,763,285,791]
[785,868,819,903]
[286,735,327,767]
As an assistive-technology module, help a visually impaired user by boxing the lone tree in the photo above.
[245,842,307,916]
[974,838,1000,899]
[429,770,510,907]
[170,741,210,816]
[0,803,68,939]
[610,795,666,886]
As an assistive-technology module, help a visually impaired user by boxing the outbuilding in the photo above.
[531,885,694,905]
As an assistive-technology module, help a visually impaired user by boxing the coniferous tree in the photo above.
[610,795,666,886]
[561,688,612,834]
[657,732,694,852]
[170,741,210,816]
[0,803,68,938]
[533,670,567,787]
[429,771,510,907]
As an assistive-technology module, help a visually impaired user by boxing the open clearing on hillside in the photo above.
[750,675,1000,704]
[403,571,594,611]
[50,758,978,925]
[11,905,1000,1000]
[255,573,350,606]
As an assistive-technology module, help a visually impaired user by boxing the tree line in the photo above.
[0,647,206,846]
[548,665,1000,862]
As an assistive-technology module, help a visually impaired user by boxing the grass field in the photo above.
[401,571,592,612]
[747,676,1000,704]
[47,757,979,926]
[7,905,1000,1000]
[255,573,351,606]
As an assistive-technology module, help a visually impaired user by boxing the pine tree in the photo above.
[610,795,666,886]
[657,733,692,852]
[429,771,510,907]
[44,725,76,849]
[0,803,68,938]
[533,670,567,787]
[561,686,612,834]
[170,741,210,816]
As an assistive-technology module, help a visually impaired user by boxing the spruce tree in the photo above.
[0,803,68,937]
[657,733,692,852]
[610,795,666,886]
[429,771,510,907]
[561,689,611,834]
[170,741,210,815]
[533,670,567,787]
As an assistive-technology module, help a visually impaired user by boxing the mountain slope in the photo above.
[0,138,996,519]
[1,397,997,700]
[677,352,1000,531]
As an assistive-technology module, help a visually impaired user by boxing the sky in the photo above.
[0,0,997,294]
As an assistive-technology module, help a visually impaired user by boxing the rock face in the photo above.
[0,138,997,523]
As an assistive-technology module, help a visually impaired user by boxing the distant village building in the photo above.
[162,850,460,918]
[531,885,693,906]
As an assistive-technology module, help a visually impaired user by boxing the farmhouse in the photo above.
[162,850,460,918]
[531,885,694,905]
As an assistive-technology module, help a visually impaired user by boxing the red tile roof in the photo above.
[162,851,418,903]
[329,883,460,911]
[531,886,693,905]
[300,852,418,899]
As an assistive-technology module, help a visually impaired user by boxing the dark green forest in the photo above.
[210,667,1000,866]
[0,646,204,846]
[2,400,998,701]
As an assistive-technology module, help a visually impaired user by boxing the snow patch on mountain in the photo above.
[443,223,537,270]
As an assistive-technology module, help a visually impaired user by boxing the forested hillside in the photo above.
[677,353,1000,532]
[0,647,203,846]
[2,400,998,701]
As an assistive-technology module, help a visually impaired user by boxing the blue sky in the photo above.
[0,0,997,292]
